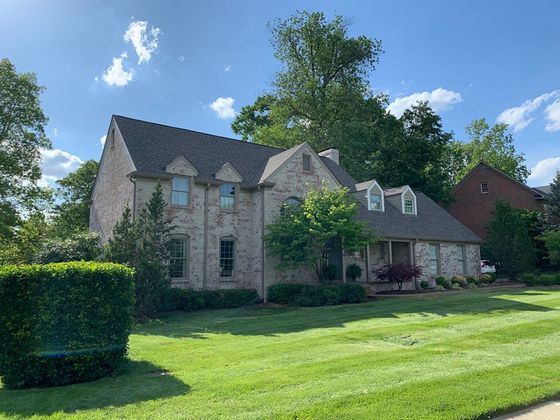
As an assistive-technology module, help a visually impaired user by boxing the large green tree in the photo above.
[0,58,51,239]
[483,200,536,278]
[369,102,454,203]
[232,11,384,168]
[265,184,377,282]
[51,160,98,237]
[543,170,560,230]
[451,118,529,184]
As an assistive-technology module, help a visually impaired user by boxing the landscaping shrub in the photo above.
[519,272,560,286]
[346,263,363,281]
[373,263,422,291]
[419,280,429,289]
[451,276,469,288]
[267,283,307,304]
[451,283,461,290]
[159,288,259,312]
[435,285,445,292]
[0,262,134,389]
[435,276,451,289]
[267,283,366,307]
[479,273,495,284]
[466,276,478,285]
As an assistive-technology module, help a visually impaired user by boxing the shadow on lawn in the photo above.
[0,360,189,417]
[135,289,557,338]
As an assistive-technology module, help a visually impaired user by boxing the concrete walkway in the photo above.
[495,401,560,419]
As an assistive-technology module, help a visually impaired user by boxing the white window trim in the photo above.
[428,243,440,276]
[400,186,417,215]
[365,180,385,211]
[480,182,489,194]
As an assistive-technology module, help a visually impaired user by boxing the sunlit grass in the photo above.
[1,287,560,419]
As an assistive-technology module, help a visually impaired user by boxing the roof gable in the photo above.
[165,155,198,176]
[453,161,543,199]
[215,162,243,183]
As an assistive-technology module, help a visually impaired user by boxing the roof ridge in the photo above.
[112,114,286,153]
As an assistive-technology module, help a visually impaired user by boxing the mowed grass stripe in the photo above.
[1,288,560,419]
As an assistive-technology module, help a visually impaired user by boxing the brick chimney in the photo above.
[318,148,340,165]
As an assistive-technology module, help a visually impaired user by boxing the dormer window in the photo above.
[404,198,414,214]
[302,154,311,172]
[366,180,384,211]
[481,182,489,194]
[171,176,190,206]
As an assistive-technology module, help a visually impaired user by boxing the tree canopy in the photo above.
[51,160,98,237]
[0,58,51,239]
[450,118,530,184]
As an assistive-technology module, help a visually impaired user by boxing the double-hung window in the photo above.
[428,243,440,276]
[370,193,382,211]
[456,245,466,275]
[220,239,235,277]
[404,198,414,214]
[220,183,236,210]
[171,177,189,206]
[169,237,189,279]
[302,154,311,172]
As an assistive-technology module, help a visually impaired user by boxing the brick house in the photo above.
[448,162,547,241]
[90,115,481,296]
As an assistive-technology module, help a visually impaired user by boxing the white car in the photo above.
[480,260,496,274]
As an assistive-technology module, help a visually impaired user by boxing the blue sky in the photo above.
[1,0,559,187]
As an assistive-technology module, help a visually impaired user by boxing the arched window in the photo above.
[281,196,302,214]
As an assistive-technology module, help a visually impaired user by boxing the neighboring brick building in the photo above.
[448,161,547,241]
[91,115,481,296]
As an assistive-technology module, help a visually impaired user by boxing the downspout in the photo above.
[129,175,137,218]
[203,183,210,289]
[259,185,266,301]
[365,244,370,283]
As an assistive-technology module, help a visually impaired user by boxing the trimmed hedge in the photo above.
[267,283,367,307]
[0,262,135,389]
[521,272,560,286]
[159,288,260,312]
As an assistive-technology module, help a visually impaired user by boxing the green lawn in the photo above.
[2,287,560,419]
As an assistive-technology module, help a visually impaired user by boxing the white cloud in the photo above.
[124,20,161,64]
[497,91,560,132]
[210,97,236,119]
[224,65,231,73]
[545,99,560,132]
[52,127,60,137]
[387,88,462,117]
[102,53,133,87]
[40,148,84,187]
[528,157,560,186]
[100,135,107,146]
[178,55,185,62]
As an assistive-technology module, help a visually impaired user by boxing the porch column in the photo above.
[365,245,370,282]
[388,240,393,265]
[342,239,347,283]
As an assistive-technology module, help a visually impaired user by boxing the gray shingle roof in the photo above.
[533,185,551,195]
[383,186,409,197]
[114,115,356,191]
[353,191,481,243]
[114,115,478,242]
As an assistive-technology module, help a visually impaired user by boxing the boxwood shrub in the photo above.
[159,288,260,312]
[0,262,135,389]
[267,283,367,307]
[521,272,560,286]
